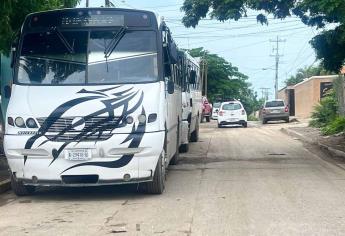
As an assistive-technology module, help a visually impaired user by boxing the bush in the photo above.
[248,115,258,121]
[321,116,345,135]
[310,94,338,128]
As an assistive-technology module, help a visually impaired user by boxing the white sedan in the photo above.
[217,101,247,128]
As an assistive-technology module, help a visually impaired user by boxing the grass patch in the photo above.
[248,115,259,121]
[321,116,345,135]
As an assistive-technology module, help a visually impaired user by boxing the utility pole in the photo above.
[270,36,285,99]
[200,59,208,96]
[260,88,270,101]
[204,61,208,97]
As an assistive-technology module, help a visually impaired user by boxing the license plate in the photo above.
[272,110,280,113]
[228,118,238,122]
[65,149,91,161]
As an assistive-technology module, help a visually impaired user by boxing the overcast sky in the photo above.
[78,0,320,98]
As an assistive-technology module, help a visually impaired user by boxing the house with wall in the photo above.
[278,75,337,119]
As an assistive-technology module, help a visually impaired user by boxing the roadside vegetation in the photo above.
[310,82,345,135]
[181,0,345,73]
[0,0,81,54]
[285,65,331,86]
[187,47,261,115]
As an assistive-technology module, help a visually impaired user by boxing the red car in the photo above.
[201,97,212,122]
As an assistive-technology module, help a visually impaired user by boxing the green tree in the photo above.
[181,0,345,72]
[188,47,259,114]
[0,0,80,54]
[285,65,331,86]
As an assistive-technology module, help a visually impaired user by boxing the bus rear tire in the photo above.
[190,119,199,142]
[179,143,189,153]
[11,174,36,196]
[145,153,165,194]
[170,125,180,165]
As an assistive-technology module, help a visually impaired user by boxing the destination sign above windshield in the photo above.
[28,9,152,29]
[61,15,124,27]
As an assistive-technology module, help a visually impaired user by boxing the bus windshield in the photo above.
[17,29,158,85]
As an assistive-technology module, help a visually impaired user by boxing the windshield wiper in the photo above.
[104,27,127,59]
[50,27,75,54]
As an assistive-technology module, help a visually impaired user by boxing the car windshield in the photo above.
[265,101,285,108]
[17,29,158,85]
[213,102,221,108]
[222,103,242,110]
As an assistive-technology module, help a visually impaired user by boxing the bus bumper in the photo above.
[4,131,165,186]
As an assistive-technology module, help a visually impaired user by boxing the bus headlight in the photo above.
[26,118,38,128]
[15,117,26,128]
[138,114,146,123]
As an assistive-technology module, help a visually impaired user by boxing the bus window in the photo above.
[18,31,87,84]
[88,30,158,84]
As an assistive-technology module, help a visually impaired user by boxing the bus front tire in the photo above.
[11,174,36,196]
[145,153,165,194]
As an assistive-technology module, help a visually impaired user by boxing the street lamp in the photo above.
[262,67,275,71]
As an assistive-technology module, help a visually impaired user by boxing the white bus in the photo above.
[179,52,202,154]
[4,8,184,195]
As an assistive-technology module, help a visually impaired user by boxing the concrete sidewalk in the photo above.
[281,125,345,160]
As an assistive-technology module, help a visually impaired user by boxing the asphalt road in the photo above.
[1,121,345,235]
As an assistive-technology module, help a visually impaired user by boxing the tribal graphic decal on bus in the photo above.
[23,86,146,171]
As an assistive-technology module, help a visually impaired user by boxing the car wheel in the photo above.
[243,122,248,128]
[11,174,36,196]
[217,124,222,128]
[145,152,165,194]
[286,118,290,123]
[262,119,267,124]
[190,118,199,142]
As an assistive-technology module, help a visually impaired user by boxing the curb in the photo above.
[281,128,345,159]
[0,178,10,194]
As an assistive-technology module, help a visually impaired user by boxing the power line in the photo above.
[171,21,303,37]
[178,27,306,47]
[174,26,306,39]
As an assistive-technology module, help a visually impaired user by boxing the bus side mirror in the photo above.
[167,80,174,94]
[190,70,196,84]
[4,85,11,99]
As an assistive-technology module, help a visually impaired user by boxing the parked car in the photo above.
[260,99,289,124]
[201,96,212,122]
[217,100,247,128]
[211,102,221,119]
